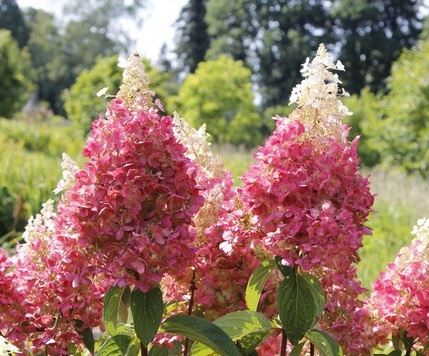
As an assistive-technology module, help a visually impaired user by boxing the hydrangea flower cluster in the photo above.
[237,44,375,354]
[58,55,204,292]
[367,218,429,351]
[165,113,261,321]
[1,199,107,354]
[0,54,205,353]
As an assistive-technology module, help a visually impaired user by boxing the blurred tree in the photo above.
[0,0,29,48]
[205,0,257,63]
[377,39,429,177]
[61,0,146,51]
[0,29,33,118]
[255,0,332,108]
[24,9,65,114]
[204,0,331,109]
[22,0,147,115]
[174,0,210,74]
[197,0,425,108]
[342,88,384,168]
[63,55,171,133]
[175,55,262,146]
[332,0,425,94]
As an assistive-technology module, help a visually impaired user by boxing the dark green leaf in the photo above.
[191,310,273,355]
[245,259,276,311]
[81,326,95,354]
[305,329,343,356]
[104,286,131,335]
[162,314,241,356]
[290,342,306,356]
[277,272,325,345]
[387,351,403,356]
[149,343,182,356]
[130,286,164,347]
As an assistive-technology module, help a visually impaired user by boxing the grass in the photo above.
[358,168,429,290]
[0,118,85,245]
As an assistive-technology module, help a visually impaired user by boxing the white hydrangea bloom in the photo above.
[117,52,155,109]
[172,112,223,179]
[0,335,20,354]
[287,44,352,140]
[22,199,56,243]
[54,153,80,195]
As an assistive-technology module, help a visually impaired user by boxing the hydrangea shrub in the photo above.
[0,46,427,356]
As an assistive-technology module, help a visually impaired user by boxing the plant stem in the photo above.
[141,342,148,356]
[183,269,196,356]
[310,342,315,356]
[280,329,288,356]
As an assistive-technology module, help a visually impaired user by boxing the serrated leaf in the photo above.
[161,314,241,356]
[305,329,343,356]
[191,310,273,355]
[245,260,276,311]
[104,286,131,335]
[277,272,325,345]
[130,286,164,347]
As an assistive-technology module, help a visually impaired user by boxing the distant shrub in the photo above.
[175,55,263,147]
[0,30,34,118]
[343,88,384,168]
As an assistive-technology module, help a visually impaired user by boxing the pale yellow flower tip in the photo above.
[117,52,154,109]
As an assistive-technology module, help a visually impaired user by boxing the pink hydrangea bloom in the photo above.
[162,114,257,319]
[1,200,108,354]
[59,98,204,292]
[367,218,429,351]
[236,45,375,354]
[1,54,205,353]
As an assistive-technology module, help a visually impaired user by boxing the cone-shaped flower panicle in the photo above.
[367,218,429,350]
[239,44,375,354]
[0,53,205,353]
[58,54,205,292]
[288,43,352,141]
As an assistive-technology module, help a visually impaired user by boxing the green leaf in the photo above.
[104,286,131,335]
[277,271,325,345]
[149,343,182,356]
[289,342,306,356]
[130,286,164,347]
[74,319,95,353]
[387,351,403,356]
[81,326,95,354]
[97,334,133,356]
[191,310,273,355]
[245,259,276,311]
[305,329,343,356]
[161,314,241,356]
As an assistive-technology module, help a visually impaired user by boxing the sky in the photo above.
[16,0,188,62]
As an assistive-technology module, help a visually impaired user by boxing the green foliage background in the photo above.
[0,29,33,118]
